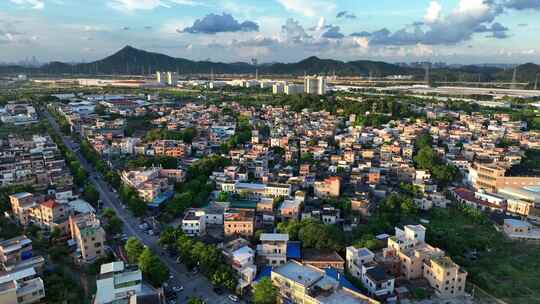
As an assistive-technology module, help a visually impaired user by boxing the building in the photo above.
[271,261,379,304]
[503,219,540,241]
[301,249,345,271]
[156,71,178,86]
[423,256,467,298]
[257,233,289,266]
[0,236,33,268]
[284,84,304,95]
[121,167,175,206]
[0,104,38,125]
[94,261,144,304]
[471,163,540,192]
[221,238,257,293]
[272,83,285,94]
[69,213,106,264]
[0,265,45,304]
[314,177,341,198]
[280,199,302,220]
[9,194,71,233]
[346,246,375,279]
[304,76,327,95]
[221,182,291,199]
[181,209,207,236]
[224,209,255,237]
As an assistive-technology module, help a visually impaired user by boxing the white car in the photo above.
[228,295,239,302]
[172,286,183,292]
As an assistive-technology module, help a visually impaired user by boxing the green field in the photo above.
[426,207,540,304]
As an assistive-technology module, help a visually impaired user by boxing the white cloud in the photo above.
[424,1,442,23]
[275,0,335,17]
[9,0,45,9]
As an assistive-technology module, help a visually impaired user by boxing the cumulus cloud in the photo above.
[424,1,442,23]
[355,0,509,46]
[321,25,344,39]
[180,13,259,34]
[9,0,44,9]
[281,18,311,42]
[336,11,356,19]
[504,0,540,10]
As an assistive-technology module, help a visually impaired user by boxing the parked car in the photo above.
[213,287,224,295]
[228,295,239,302]
[172,286,183,292]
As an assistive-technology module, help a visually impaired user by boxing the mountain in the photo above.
[1,45,539,84]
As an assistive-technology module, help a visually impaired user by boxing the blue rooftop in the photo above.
[286,241,301,259]
[324,267,360,292]
[148,190,174,208]
[254,266,272,282]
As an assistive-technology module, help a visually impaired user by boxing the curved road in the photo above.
[44,109,240,304]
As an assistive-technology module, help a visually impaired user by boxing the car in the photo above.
[213,287,224,295]
[175,257,182,264]
[228,295,239,302]
[169,274,174,280]
[172,286,183,292]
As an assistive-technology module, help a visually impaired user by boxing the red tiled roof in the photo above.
[453,188,505,210]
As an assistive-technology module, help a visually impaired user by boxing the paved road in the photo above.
[44,109,239,304]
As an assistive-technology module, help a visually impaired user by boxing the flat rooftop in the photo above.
[315,287,371,304]
[273,262,323,287]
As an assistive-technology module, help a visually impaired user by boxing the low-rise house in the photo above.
[314,176,341,198]
[181,209,206,237]
[121,166,177,206]
[257,233,289,266]
[221,238,256,294]
[94,261,147,304]
[0,236,33,268]
[301,249,345,271]
[280,199,302,220]
[503,219,540,241]
[0,264,45,304]
[224,209,255,237]
[271,261,379,304]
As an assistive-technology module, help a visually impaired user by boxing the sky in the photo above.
[1,0,540,64]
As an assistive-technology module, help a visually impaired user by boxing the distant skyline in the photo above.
[1,0,540,64]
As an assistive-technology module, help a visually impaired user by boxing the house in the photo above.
[423,256,467,298]
[224,209,255,237]
[257,233,289,266]
[270,261,379,304]
[362,265,395,299]
[94,261,147,304]
[301,249,345,271]
[280,199,302,220]
[221,238,256,294]
[503,219,540,241]
[314,177,341,198]
[0,236,33,268]
[181,209,207,236]
[346,246,375,279]
[0,264,45,304]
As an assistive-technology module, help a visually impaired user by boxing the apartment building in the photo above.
[224,209,255,237]
[121,166,176,204]
[257,233,289,266]
[152,140,189,158]
[271,261,379,304]
[0,236,33,268]
[423,256,467,298]
[69,213,106,263]
[9,193,71,233]
[94,261,143,304]
[181,209,206,236]
[314,176,340,198]
[471,163,540,192]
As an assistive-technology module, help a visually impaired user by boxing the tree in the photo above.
[128,197,147,217]
[125,237,144,264]
[138,247,169,287]
[187,298,204,304]
[102,207,116,220]
[252,278,277,304]
[82,183,100,205]
[210,265,237,291]
[106,216,123,235]
[159,227,179,247]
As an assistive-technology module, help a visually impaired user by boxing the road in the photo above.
[44,109,239,304]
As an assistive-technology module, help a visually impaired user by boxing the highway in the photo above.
[43,109,240,304]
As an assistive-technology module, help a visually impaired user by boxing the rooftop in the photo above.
[272,261,323,287]
[260,233,289,242]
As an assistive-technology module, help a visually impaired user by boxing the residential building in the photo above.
[0,266,45,304]
[271,261,379,304]
[314,177,340,198]
[94,261,144,304]
[304,76,327,95]
[257,233,289,266]
[224,209,255,237]
[221,238,256,294]
[121,166,175,206]
[0,236,33,268]
[221,182,291,199]
[423,256,467,298]
[301,249,345,271]
[69,213,106,263]
[503,219,540,241]
[181,209,206,236]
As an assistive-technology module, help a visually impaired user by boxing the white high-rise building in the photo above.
[156,71,178,86]
[272,83,285,94]
[304,75,327,95]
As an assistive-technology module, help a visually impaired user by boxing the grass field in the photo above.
[425,207,540,304]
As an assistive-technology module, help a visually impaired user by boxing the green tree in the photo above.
[138,247,169,287]
[106,216,123,235]
[125,237,144,264]
[102,207,116,220]
[82,183,100,205]
[187,298,204,304]
[252,278,277,304]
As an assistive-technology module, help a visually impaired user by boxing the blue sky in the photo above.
[1,0,539,64]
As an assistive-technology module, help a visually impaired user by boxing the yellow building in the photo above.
[69,213,106,264]
[423,256,467,298]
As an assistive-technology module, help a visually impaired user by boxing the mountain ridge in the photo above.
[1,45,539,84]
